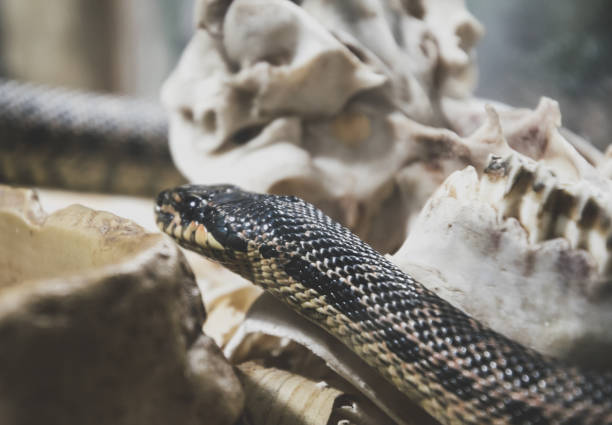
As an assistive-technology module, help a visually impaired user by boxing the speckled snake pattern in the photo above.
[155,184,612,425]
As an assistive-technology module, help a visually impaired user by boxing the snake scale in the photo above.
[156,184,612,425]
[0,78,184,195]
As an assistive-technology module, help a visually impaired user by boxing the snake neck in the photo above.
[236,200,612,424]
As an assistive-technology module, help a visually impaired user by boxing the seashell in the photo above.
[163,0,484,254]
[392,155,612,367]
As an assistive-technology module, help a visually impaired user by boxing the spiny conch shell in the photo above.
[391,154,612,368]
[443,96,611,186]
[394,99,611,242]
[162,0,484,254]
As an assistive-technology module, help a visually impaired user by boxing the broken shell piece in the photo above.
[237,361,406,425]
[237,362,342,425]
[0,185,244,425]
[178,249,263,348]
[202,275,262,347]
[392,157,612,367]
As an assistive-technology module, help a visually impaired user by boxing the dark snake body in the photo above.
[156,184,612,425]
[0,78,184,196]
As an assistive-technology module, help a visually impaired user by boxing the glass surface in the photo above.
[468,0,612,150]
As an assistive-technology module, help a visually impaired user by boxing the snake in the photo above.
[155,183,612,425]
[0,78,184,196]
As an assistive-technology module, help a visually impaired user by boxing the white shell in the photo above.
[162,0,483,253]
[392,153,612,367]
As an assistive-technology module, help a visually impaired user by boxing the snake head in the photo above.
[155,183,342,281]
[155,184,251,256]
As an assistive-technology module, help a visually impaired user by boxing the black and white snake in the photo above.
[155,183,612,425]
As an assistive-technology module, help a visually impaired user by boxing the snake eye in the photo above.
[183,195,203,208]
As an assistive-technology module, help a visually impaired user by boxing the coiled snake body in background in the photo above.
[0,78,184,195]
[156,184,612,425]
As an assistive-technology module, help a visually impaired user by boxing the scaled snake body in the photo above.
[155,184,612,425]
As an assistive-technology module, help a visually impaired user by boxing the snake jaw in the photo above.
[205,232,225,250]
[155,205,179,233]
[156,185,251,252]
[155,185,251,255]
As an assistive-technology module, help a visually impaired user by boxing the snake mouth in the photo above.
[155,186,242,251]
[155,205,178,233]
[154,190,178,231]
[155,201,219,250]
[155,188,192,241]
[155,185,251,252]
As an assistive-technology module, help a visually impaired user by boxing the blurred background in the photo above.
[467,0,612,151]
[0,0,610,149]
[0,0,194,99]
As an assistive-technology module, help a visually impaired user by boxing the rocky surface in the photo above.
[0,186,244,425]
